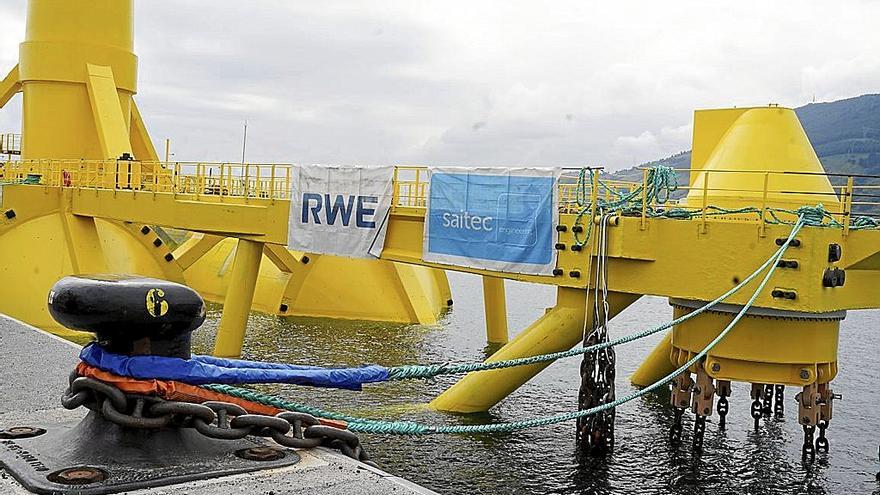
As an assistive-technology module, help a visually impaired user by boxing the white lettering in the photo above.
[441,210,494,232]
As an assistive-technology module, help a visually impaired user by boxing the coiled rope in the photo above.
[571,166,878,247]
[205,216,804,435]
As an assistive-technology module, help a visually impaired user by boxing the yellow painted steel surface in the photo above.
[629,332,675,387]
[685,107,838,210]
[182,237,450,323]
[482,276,509,344]
[0,0,451,344]
[214,239,264,357]
[19,0,136,160]
[669,303,840,386]
[430,289,640,413]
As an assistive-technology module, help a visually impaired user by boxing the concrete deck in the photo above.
[0,314,436,495]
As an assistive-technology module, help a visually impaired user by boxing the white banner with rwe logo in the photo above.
[287,165,393,259]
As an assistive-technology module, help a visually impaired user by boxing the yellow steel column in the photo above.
[482,275,509,344]
[629,331,676,387]
[19,0,137,160]
[213,239,264,357]
[430,288,640,413]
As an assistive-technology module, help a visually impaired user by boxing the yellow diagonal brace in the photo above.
[86,64,132,159]
[391,262,439,324]
[0,65,20,108]
[172,232,224,270]
[130,98,159,162]
[263,244,308,273]
[59,203,109,274]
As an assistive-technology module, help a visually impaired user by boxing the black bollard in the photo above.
[48,275,205,358]
[0,275,301,494]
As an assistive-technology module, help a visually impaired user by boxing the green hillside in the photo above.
[611,94,880,182]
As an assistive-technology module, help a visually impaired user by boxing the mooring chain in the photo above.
[577,323,616,453]
[61,375,376,467]
[762,384,773,418]
[577,212,616,454]
[773,384,785,420]
[750,384,763,430]
[715,380,731,430]
[802,425,817,464]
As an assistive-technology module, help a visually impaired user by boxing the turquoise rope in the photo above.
[203,217,804,435]
[571,166,879,247]
[203,383,361,423]
[354,216,804,435]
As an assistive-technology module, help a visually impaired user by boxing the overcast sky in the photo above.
[0,1,878,170]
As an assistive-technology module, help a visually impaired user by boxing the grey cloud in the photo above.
[0,1,878,169]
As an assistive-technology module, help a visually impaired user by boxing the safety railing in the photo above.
[4,159,879,233]
[392,166,429,209]
[0,133,21,156]
[589,167,880,234]
[0,159,294,200]
[389,165,880,232]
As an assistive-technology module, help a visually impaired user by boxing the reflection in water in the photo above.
[192,273,880,495]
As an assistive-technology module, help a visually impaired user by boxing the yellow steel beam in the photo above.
[430,288,640,413]
[129,99,159,162]
[263,243,308,272]
[381,211,880,313]
[630,332,675,387]
[213,239,263,357]
[69,190,289,243]
[172,232,224,270]
[85,64,133,160]
[391,262,440,324]
[58,210,109,273]
[482,276,509,344]
[12,180,880,314]
[0,65,20,109]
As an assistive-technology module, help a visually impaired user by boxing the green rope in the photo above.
[202,383,360,423]
[202,217,803,435]
[571,166,880,248]
[572,166,680,246]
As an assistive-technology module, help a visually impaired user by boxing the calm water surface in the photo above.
[192,272,880,495]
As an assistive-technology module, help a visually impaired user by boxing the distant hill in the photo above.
[610,94,880,182]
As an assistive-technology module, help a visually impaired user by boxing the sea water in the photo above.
[192,271,880,495]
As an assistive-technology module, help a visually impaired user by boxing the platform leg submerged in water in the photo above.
[214,239,264,358]
[430,288,639,413]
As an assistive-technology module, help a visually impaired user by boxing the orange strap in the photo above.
[75,363,347,429]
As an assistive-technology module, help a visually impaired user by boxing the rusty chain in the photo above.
[61,374,376,467]
[577,323,616,453]
[577,213,615,454]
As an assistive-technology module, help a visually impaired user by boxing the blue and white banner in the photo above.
[423,167,560,275]
[287,165,393,259]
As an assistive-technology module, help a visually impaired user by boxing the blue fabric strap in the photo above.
[79,344,389,391]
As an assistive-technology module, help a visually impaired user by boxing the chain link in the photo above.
[61,375,376,467]
[669,407,684,446]
[762,384,773,417]
[816,419,829,453]
[577,213,615,454]
[577,320,615,453]
[773,384,785,420]
[802,424,817,464]
[692,415,706,452]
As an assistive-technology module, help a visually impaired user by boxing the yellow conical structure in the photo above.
[632,106,843,388]
[684,106,840,211]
